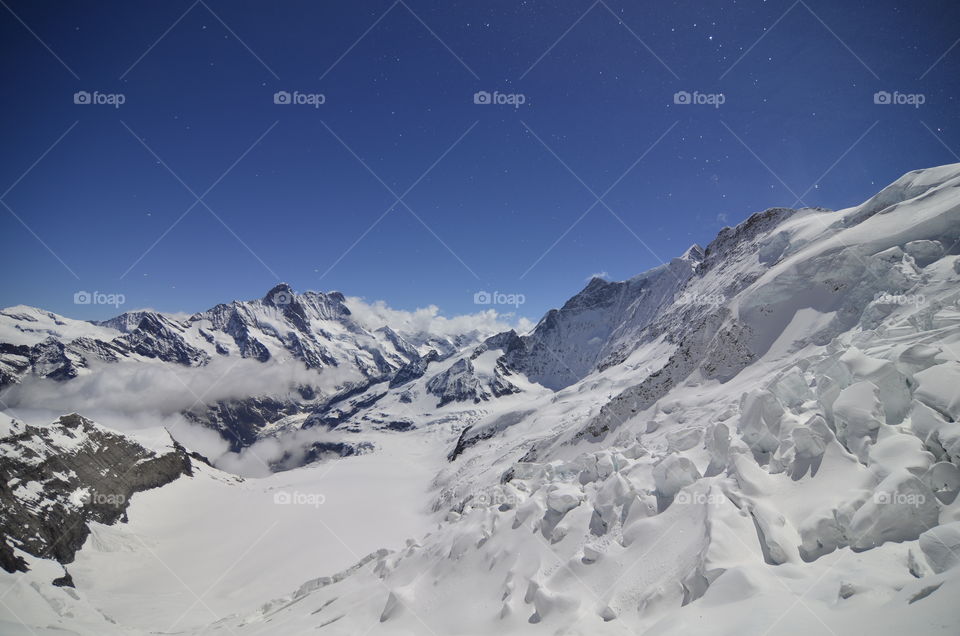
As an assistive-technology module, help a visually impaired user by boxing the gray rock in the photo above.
[0,414,192,574]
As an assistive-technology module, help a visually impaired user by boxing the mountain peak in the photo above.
[681,244,704,261]
[263,283,295,306]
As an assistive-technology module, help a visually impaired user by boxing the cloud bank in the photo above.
[345,297,534,338]
[0,357,362,474]
[0,357,351,416]
[0,295,538,478]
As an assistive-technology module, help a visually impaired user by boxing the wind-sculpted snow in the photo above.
[232,162,957,635]
[2,164,960,635]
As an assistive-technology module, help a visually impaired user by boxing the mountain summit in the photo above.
[2,164,960,635]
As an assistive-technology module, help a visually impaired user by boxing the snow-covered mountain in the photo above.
[0,284,492,455]
[0,284,471,384]
[0,414,192,577]
[2,164,960,635]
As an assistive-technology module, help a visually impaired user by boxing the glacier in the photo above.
[2,163,960,635]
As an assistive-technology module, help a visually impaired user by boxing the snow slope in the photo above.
[2,163,960,635]
[0,285,508,461]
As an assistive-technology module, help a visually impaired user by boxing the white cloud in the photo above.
[0,356,366,470]
[0,357,354,416]
[0,296,539,477]
[0,356,368,478]
[212,427,357,478]
[344,297,532,338]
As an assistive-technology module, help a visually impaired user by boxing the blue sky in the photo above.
[1,0,959,322]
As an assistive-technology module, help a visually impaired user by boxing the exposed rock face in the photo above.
[0,414,192,574]
[448,409,536,460]
[389,350,439,389]
[426,358,519,407]
[119,313,210,365]
[300,440,375,464]
[0,342,31,387]
[0,285,487,465]
[501,250,702,390]
[426,359,481,406]
[184,398,306,451]
[0,337,86,387]
[302,389,388,430]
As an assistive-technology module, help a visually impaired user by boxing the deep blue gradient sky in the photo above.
[2,0,959,321]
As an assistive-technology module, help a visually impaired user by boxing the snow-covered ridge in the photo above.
[0,283,474,385]
[0,284,505,459]
[2,163,960,635]
[0,413,192,577]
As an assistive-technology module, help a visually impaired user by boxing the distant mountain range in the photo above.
[2,164,960,635]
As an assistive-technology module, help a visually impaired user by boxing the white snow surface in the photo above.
[0,305,121,347]
[3,164,960,635]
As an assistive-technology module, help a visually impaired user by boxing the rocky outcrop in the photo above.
[185,398,306,451]
[0,414,192,574]
[118,313,210,365]
[426,358,519,407]
[501,250,701,390]
[389,350,439,388]
[0,285,489,466]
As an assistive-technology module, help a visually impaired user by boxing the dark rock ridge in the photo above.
[303,390,389,430]
[389,350,440,388]
[498,249,703,390]
[0,414,192,575]
[425,358,520,407]
[0,284,477,460]
[184,397,306,452]
[121,313,210,365]
[268,439,376,472]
